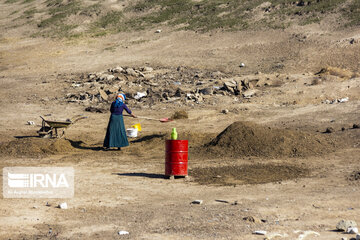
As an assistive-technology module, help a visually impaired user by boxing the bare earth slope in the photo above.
[0,0,359,239]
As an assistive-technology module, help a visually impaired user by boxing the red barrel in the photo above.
[165,140,188,177]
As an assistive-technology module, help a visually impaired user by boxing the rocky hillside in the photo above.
[1,0,359,38]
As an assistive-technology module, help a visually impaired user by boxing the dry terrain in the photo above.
[0,0,359,239]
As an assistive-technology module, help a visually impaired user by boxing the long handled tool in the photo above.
[124,115,172,123]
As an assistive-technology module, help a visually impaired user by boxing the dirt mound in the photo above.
[130,131,215,150]
[316,67,357,80]
[0,138,76,157]
[191,164,309,186]
[171,110,189,120]
[204,121,338,158]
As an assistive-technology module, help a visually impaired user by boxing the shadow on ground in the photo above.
[68,140,104,151]
[114,172,165,179]
[130,134,165,143]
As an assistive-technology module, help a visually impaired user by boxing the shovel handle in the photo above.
[124,115,157,121]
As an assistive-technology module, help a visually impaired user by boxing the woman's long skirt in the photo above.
[103,114,129,148]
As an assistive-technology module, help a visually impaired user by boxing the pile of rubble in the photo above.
[63,66,276,108]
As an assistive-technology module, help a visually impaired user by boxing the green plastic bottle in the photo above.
[171,128,178,140]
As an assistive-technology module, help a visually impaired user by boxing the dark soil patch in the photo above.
[0,138,76,157]
[190,164,309,186]
[203,121,338,158]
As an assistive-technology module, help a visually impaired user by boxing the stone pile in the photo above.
[63,66,275,107]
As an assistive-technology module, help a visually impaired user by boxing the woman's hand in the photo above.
[131,114,137,118]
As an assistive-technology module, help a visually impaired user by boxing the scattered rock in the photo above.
[224,80,237,93]
[339,97,349,103]
[347,227,359,234]
[118,230,129,235]
[58,202,68,209]
[221,109,229,114]
[242,89,258,98]
[336,220,357,231]
[239,62,245,68]
[253,230,266,235]
[155,29,161,33]
[325,127,334,133]
[126,68,137,76]
[134,91,147,100]
[99,89,108,101]
[348,171,360,181]
[243,216,262,224]
[60,66,291,108]
[111,66,124,73]
[294,230,320,240]
[353,124,360,129]
[27,121,35,125]
[142,66,153,72]
[71,83,81,88]
[199,87,213,95]
[191,200,203,204]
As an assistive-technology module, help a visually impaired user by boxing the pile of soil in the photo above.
[316,67,357,80]
[203,121,338,158]
[130,131,215,151]
[171,110,189,120]
[191,164,309,186]
[0,138,76,157]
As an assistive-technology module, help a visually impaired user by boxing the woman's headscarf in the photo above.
[114,93,126,107]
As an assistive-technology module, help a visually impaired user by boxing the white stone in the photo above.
[142,66,153,72]
[336,220,357,231]
[134,91,147,100]
[347,227,359,234]
[338,97,349,103]
[242,89,258,98]
[118,231,129,235]
[59,202,68,209]
[253,230,266,235]
[221,109,229,114]
[191,200,203,204]
[113,66,124,73]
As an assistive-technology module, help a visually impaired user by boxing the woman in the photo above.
[103,93,136,150]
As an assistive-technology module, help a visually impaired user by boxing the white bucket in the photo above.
[126,128,138,138]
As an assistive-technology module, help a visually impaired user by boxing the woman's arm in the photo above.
[124,104,137,118]
[110,102,114,113]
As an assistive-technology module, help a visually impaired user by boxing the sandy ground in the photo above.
[0,15,360,240]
